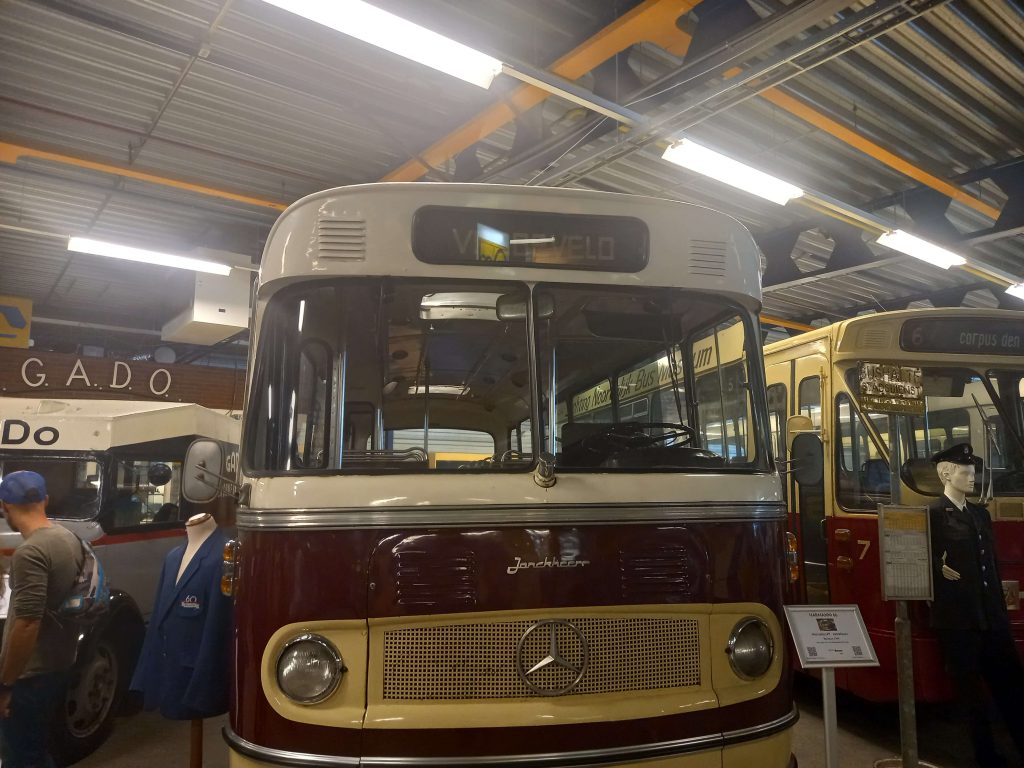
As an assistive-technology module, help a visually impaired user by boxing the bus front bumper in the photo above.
[223,707,796,767]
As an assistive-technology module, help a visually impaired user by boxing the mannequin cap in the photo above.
[930,442,975,465]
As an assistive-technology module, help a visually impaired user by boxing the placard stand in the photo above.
[876,500,933,768]
[785,604,879,768]
[190,719,203,768]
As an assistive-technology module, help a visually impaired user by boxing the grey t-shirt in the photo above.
[2,525,83,677]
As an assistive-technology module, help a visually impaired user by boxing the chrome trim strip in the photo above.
[237,503,785,530]
[223,728,359,766]
[223,707,797,767]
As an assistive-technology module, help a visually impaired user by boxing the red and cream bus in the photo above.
[763,309,1024,701]
[186,183,796,767]
[0,397,239,763]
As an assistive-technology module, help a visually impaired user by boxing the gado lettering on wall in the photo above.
[0,348,243,409]
[18,357,172,396]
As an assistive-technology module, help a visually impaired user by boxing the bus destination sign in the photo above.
[901,317,1024,356]
[858,362,924,415]
[412,206,649,272]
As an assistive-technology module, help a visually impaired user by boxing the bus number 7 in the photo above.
[857,539,871,560]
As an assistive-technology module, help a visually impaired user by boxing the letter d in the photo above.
[1,419,29,445]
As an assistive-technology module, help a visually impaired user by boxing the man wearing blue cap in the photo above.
[928,443,1024,767]
[0,471,83,768]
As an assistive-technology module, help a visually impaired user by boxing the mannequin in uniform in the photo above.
[927,443,1024,768]
[130,512,231,720]
[177,513,217,582]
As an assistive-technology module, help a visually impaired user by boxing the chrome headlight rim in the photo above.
[726,616,774,681]
[276,633,344,705]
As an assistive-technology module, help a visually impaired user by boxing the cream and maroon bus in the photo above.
[0,397,238,764]
[763,308,1024,702]
[186,183,796,767]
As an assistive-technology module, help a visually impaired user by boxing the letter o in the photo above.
[149,369,172,396]
[34,427,59,446]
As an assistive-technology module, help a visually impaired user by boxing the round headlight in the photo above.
[276,634,344,704]
[726,617,773,680]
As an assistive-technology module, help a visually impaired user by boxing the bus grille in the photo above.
[381,617,700,700]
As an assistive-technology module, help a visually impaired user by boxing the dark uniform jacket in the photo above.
[129,528,231,719]
[928,495,1008,631]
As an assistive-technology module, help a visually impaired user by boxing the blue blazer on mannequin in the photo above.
[130,527,231,719]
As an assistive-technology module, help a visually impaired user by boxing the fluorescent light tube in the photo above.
[662,139,804,205]
[510,237,556,245]
[874,230,966,269]
[261,0,503,89]
[1006,283,1024,301]
[68,237,232,275]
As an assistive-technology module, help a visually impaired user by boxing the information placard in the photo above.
[878,504,933,601]
[785,604,879,669]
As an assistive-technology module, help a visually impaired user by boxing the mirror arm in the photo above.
[191,463,240,493]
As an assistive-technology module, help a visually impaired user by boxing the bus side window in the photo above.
[292,341,332,470]
[798,377,821,428]
[835,393,887,510]
[767,383,788,501]
[110,460,184,529]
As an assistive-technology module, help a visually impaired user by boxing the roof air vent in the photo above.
[688,239,728,277]
[317,217,367,260]
[858,327,892,349]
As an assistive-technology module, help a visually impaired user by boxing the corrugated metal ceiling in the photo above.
[0,0,1020,356]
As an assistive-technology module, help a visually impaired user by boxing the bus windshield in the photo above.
[838,366,1024,504]
[536,285,762,470]
[0,456,102,519]
[246,279,764,473]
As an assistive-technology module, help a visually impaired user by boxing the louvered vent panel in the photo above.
[381,617,701,700]
[317,217,366,259]
[858,328,892,349]
[394,549,477,608]
[619,544,696,602]
[689,239,728,277]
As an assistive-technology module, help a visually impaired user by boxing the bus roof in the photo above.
[258,183,763,308]
[765,308,1024,364]
[0,398,240,452]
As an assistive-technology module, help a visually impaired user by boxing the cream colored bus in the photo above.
[764,308,1024,702]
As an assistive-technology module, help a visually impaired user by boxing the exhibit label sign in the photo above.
[784,604,879,669]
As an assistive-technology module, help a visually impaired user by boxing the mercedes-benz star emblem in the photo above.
[515,619,589,696]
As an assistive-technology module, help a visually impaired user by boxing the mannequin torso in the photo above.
[177,513,216,584]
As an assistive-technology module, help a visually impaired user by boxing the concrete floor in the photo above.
[73,678,1019,768]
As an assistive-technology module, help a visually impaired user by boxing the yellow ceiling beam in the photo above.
[756,89,1001,221]
[381,0,699,182]
[0,142,288,212]
[761,315,814,332]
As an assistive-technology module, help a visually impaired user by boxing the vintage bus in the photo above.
[0,397,239,764]
[186,183,796,767]
[763,309,1024,701]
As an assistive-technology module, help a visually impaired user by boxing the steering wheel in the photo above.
[581,422,696,454]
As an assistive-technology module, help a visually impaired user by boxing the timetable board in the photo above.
[878,504,933,601]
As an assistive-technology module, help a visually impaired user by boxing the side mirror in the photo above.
[791,433,824,486]
[147,463,173,487]
[182,439,225,504]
